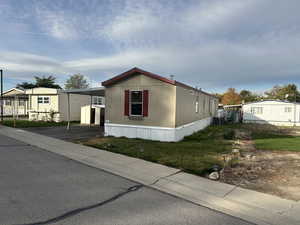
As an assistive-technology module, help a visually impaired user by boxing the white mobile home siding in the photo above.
[25,88,90,122]
[1,99,28,116]
[242,100,300,126]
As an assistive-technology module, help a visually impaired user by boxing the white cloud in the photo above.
[0,51,68,79]
[2,0,300,92]
[63,50,159,70]
[183,0,258,33]
[35,10,79,40]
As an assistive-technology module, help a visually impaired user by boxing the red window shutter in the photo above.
[124,90,129,116]
[143,90,149,117]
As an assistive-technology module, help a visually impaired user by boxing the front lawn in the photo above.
[242,124,300,152]
[254,136,300,152]
[83,125,236,175]
[1,120,74,128]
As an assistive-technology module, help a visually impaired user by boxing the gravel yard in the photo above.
[220,126,300,201]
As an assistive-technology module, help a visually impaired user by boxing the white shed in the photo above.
[81,105,105,125]
[242,100,300,126]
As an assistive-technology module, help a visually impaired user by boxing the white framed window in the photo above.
[37,96,50,104]
[92,96,104,105]
[44,97,50,103]
[195,101,199,113]
[284,107,292,113]
[251,107,263,114]
[38,97,43,104]
[130,91,143,116]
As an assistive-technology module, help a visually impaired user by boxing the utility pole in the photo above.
[0,69,3,123]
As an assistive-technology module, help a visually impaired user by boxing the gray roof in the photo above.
[243,99,300,105]
[60,87,105,96]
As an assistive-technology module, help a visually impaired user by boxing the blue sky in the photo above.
[1,0,300,94]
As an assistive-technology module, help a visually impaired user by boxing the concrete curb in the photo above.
[1,125,299,225]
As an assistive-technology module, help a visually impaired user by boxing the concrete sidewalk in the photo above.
[1,125,299,225]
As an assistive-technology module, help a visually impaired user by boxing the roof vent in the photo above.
[170,75,175,80]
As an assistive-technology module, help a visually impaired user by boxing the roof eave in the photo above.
[102,67,176,87]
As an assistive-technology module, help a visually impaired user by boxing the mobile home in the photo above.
[102,67,218,142]
[25,87,91,122]
[1,88,29,117]
[242,100,300,126]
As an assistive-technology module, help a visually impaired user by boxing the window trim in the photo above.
[284,107,292,113]
[37,96,50,104]
[251,107,263,114]
[195,101,199,113]
[130,90,143,116]
[92,96,104,105]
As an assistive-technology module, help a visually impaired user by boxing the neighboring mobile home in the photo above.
[242,100,300,126]
[25,87,91,122]
[102,67,218,142]
[1,88,29,117]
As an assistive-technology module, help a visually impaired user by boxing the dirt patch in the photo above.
[220,129,300,201]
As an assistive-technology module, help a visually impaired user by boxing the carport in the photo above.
[61,87,105,130]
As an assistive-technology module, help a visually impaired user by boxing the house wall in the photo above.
[59,93,91,121]
[29,95,59,112]
[242,101,300,126]
[105,74,177,128]
[28,94,60,121]
[26,88,59,112]
[175,85,218,127]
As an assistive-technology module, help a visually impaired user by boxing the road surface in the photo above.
[0,133,254,225]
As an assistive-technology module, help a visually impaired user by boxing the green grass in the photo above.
[252,132,300,152]
[84,125,236,175]
[242,124,300,152]
[1,120,75,128]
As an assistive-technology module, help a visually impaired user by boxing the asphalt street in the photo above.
[22,125,104,141]
[0,133,254,225]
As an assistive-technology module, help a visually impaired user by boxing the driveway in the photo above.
[21,124,103,142]
[0,133,254,225]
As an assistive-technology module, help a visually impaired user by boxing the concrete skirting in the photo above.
[105,117,212,142]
